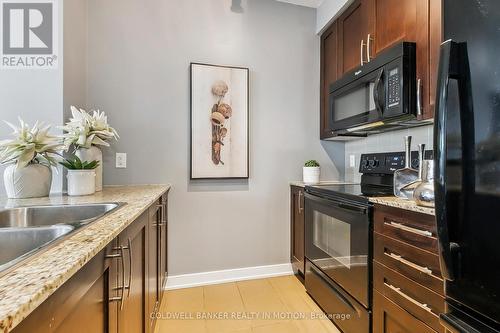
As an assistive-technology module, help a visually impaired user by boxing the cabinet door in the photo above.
[337,0,375,76]
[118,212,148,333]
[373,290,436,333]
[159,194,168,301]
[428,0,442,120]
[12,240,119,333]
[373,0,438,120]
[320,22,337,139]
[147,203,160,332]
[290,186,305,277]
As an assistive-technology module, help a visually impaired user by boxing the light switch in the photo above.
[116,153,127,168]
[349,155,356,168]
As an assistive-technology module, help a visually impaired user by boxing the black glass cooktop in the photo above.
[305,183,394,204]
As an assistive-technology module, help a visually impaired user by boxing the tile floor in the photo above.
[154,275,340,333]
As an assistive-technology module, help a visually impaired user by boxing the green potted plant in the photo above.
[60,155,100,196]
[0,119,63,198]
[61,106,119,192]
[303,160,320,184]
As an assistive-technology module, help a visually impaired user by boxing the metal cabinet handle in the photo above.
[386,221,433,237]
[298,191,303,213]
[108,246,126,310]
[417,78,423,116]
[126,238,132,298]
[385,252,433,275]
[366,34,374,62]
[360,39,366,66]
[156,203,167,225]
[384,282,433,313]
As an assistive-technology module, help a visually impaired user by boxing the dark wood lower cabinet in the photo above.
[12,191,169,333]
[290,185,305,279]
[12,240,119,333]
[118,211,147,333]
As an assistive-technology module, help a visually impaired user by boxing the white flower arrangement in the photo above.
[62,106,119,150]
[0,118,63,169]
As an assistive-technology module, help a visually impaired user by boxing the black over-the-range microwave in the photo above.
[326,42,422,139]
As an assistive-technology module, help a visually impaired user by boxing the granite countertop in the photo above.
[369,196,435,216]
[0,185,170,333]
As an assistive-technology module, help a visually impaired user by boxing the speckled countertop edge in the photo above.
[0,185,170,333]
[369,196,435,216]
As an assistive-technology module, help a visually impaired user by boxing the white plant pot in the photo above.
[67,170,96,196]
[76,146,103,191]
[303,166,320,184]
[3,164,52,199]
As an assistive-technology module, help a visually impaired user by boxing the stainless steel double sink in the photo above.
[0,203,122,273]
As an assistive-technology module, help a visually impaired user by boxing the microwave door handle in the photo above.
[373,68,384,117]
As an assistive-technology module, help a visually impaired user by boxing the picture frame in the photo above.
[190,63,249,180]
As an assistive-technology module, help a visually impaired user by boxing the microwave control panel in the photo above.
[387,67,401,108]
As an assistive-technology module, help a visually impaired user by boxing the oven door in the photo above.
[329,67,384,133]
[305,193,371,308]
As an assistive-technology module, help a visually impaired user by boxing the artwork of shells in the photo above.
[190,63,249,179]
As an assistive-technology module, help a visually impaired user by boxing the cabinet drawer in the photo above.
[373,290,437,333]
[374,232,444,295]
[374,261,445,333]
[374,205,438,253]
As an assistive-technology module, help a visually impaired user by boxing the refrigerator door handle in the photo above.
[434,40,476,282]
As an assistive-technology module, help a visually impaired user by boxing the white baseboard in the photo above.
[165,263,294,290]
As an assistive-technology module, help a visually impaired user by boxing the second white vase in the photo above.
[67,169,96,196]
[76,146,103,191]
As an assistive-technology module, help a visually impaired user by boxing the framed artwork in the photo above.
[190,63,249,179]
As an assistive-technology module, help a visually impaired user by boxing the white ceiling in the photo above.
[275,0,324,8]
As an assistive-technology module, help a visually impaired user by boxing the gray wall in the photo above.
[0,3,64,196]
[63,0,88,119]
[344,125,434,183]
[86,0,344,275]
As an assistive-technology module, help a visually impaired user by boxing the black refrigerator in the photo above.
[434,0,500,332]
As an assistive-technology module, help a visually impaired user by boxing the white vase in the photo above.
[3,164,52,199]
[76,146,103,191]
[67,169,96,196]
[303,166,320,184]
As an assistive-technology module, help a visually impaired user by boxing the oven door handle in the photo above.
[336,202,368,214]
[305,193,369,215]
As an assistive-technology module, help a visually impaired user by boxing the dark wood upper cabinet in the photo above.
[320,22,337,139]
[337,0,375,76]
[320,0,442,134]
[290,186,305,279]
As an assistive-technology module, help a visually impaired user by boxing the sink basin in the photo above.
[0,225,74,271]
[0,203,121,228]
[0,203,123,273]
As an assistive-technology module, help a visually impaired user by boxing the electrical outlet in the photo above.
[349,155,356,168]
[116,153,127,168]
